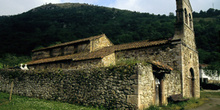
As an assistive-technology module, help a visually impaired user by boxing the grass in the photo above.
[1,91,220,110]
[146,90,220,110]
[200,90,220,98]
[158,98,207,110]
[0,92,100,110]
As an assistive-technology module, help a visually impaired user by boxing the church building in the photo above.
[27,0,200,108]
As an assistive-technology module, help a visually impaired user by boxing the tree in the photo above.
[203,62,220,81]
[0,54,31,68]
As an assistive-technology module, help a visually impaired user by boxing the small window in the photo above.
[184,9,188,24]
[189,13,192,28]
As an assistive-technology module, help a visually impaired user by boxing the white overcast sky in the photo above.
[0,0,220,16]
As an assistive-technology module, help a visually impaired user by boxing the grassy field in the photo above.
[200,90,220,98]
[147,90,220,110]
[0,92,100,110]
[1,90,220,110]
[156,98,208,110]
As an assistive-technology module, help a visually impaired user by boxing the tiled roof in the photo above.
[150,61,173,71]
[28,39,170,65]
[32,34,106,52]
[27,46,114,65]
[113,39,168,51]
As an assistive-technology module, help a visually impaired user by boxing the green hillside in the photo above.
[0,3,219,68]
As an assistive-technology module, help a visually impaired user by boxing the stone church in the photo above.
[27,0,200,108]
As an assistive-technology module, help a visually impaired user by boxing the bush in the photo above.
[200,83,220,90]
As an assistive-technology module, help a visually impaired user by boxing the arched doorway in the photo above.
[189,68,195,97]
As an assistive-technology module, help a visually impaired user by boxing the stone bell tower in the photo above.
[173,0,200,98]
[173,0,196,50]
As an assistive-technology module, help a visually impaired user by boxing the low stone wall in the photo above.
[0,64,151,109]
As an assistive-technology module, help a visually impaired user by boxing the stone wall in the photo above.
[32,41,91,61]
[137,64,155,109]
[183,26,196,51]
[90,35,113,52]
[51,48,62,57]
[0,63,159,110]
[64,45,75,55]
[102,53,116,67]
[30,59,103,70]
[77,43,90,53]
[181,45,200,98]
[32,50,50,60]
[115,44,182,99]
[115,44,182,71]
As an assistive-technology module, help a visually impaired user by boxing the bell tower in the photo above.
[173,0,200,98]
[173,0,196,50]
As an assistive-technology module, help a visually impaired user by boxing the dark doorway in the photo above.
[190,68,195,97]
[155,78,161,106]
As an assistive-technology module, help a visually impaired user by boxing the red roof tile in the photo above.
[150,61,173,71]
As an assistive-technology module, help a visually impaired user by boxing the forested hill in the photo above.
[0,3,219,67]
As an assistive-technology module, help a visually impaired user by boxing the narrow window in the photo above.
[189,13,192,28]
[184,9,188,24]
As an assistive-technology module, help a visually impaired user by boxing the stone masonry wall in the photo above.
[32,50,50,60]
[64,45,75,55]
[90,35,113,52]
[181,45,200,98]
[30,59,103,70]
[115,44,182,98]
[137,63,155,109]
[0,64,155,110]
[102,53,116,67]
[116,44,182,70]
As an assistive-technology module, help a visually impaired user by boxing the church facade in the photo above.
[27,0,200,108]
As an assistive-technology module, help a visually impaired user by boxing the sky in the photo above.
[0,0,219,16]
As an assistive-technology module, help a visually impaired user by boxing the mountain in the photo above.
[0,3,219,67]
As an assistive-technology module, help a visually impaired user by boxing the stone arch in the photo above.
[189,68,195,97]
[184,8,188,24]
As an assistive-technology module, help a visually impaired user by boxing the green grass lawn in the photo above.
[147,90,220,110]
[0,92,100,110]
[1,90,220,110]
[200,90,220,98]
